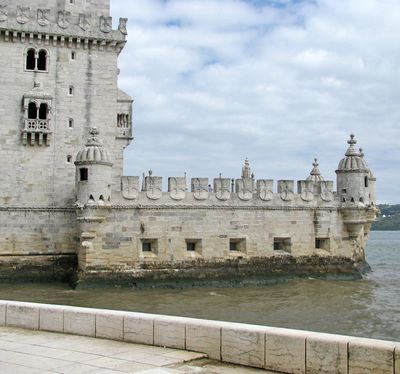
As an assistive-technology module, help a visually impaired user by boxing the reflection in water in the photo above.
[0,231,399,341]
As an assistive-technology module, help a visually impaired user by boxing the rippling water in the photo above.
[0,231,399,341]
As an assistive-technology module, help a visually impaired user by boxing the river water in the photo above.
[0,231,399,341]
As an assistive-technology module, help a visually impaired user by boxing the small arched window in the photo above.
[37,50,47,71]
[26,49,36,70]
[364,176,369,188]
[39,103,47,120]
[28,102,37,119]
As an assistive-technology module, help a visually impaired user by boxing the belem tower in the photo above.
[0,0,378,287]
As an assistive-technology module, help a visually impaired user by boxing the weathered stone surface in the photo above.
[96,311,124,340]
[0,302,6,326]
[306,334,348,374]
[265,329,306,374]
[124,313,154,345]
[348,338,395,374]
[7,303,39,330]
[64,308,95,337]
[221,324,265,368]
[39,306,64,333]
[186,320,221,360]
[154,316,186,349]
[395,344,400,374]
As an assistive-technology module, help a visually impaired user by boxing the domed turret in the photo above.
[306,158,325,183]
[75,128,113,206]
[336,135,375,206]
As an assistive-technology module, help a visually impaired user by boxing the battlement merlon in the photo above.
[0,2,127,47]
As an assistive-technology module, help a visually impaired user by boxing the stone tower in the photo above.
[0,0,132,207]
[336,135,376,206]
[75,127,113,207]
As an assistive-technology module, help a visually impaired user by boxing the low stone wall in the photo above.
[0,301,398,373]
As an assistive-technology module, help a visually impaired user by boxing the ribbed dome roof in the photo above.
[306,158,325,182]
[337,135,368,171]
[75,128,112,165]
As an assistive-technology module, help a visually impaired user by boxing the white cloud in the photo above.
[112,0,400,203]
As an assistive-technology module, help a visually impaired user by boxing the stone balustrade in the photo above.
[0,300,398,374]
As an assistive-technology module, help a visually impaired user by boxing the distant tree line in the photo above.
[372,205,400,231]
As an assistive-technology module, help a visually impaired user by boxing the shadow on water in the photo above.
[0,231,398,341]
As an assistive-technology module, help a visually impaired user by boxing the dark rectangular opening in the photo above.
[315,238,330,250]
[273,238,292,253]
[230,242,238,251]
[80,168,88,181]
[187,242,196,252]
[142,242,152,252]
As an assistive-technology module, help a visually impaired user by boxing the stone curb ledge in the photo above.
[0,300,398,374]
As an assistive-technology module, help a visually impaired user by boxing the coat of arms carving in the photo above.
[192,178,208,200]
[58,11,70,29]
[118,18,128,35]
[121,176,139,200]
[320,181,333,202]
[17,6,30,24]
[145,176,162,200]
[299,180,314,202]
[100,16,112,33]
[257,180,273,201]
[0,5,7,22]
[79,13,91,31]
[236,179,253,201]
[215,178,230,201]
[169,177,186,201]
[37,9,50,27]
[279,181,294,202]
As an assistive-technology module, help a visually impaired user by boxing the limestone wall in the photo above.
[0,301,398,374]
[0,31,128,207]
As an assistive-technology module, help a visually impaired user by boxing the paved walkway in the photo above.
[0,327,276,373]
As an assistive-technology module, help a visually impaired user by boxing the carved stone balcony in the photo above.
[22,119,52,146]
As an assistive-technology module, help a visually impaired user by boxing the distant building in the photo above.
[0,0,378,286]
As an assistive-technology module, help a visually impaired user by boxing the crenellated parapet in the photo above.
[0,3,127,52]
[119,174,337,206]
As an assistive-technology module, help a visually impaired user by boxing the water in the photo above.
[0,231,399,341]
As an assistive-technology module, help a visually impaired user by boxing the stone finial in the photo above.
[307,158,325,182]
[241,158,251,179]
[86,127,101,146]
[345,134,361,157]
[359,148,364,157]
[149,170,153,177]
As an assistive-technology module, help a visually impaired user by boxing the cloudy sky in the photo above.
[111,0,400,203]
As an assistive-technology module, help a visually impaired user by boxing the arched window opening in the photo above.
[69,86,74,96]
[342,198,346,203]
[99,195,105,201]
[39,103,47,120]
[66,155,72,164]
[80,168,88,181]
[28,102,37,119]
[88,195,95,201]
[37,50,47,71]
[26,49,36,70]
[351,198,355,203]
[68,118,74,128]
[359,197,364,203]
[364,176,369,188]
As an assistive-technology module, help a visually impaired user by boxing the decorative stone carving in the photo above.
[214,178,231,201]
[79,13,91,31]
[37,9,50,27]
[17,6,30,24]
[298,180,314,202]
[278,180,294,201]
[145,176,162,200]
[118,18,128,35]
[100,16,112,33]
[257,180,273,201]
[236,179,253,201]
[58,11,71,29]
[320,181,334,202]
[191,178,208,200]
[168,177,186,201]
[121,176,139,200]
[0,5,7,22]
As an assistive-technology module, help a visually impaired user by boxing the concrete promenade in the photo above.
[0,326,272,373]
